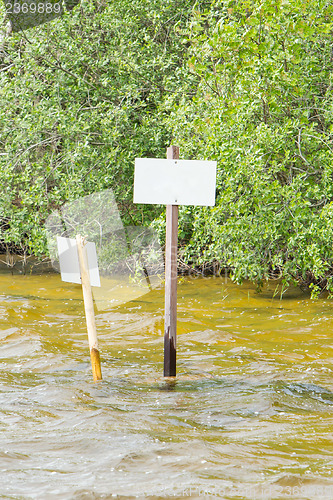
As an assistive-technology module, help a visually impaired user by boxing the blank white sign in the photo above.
[56,236,101,287]
[133,158,217,206]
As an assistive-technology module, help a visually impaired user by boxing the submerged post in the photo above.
[164,145,179,377]
[133,146,216,377]
[76,235,102,382]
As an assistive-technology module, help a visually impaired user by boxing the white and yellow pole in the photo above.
[76,234,102,382]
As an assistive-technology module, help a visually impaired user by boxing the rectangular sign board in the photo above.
[133,158,217,206]
[56,236,101,287]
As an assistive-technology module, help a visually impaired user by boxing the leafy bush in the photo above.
[165,0,333,295]
[2,0,333,297]
[0,0,197,256]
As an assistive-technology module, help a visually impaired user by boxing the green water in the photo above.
[0,272,333,499]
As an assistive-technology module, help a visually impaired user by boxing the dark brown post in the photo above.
[164,145,179,377]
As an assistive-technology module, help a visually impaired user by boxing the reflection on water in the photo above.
[0,273,333,499]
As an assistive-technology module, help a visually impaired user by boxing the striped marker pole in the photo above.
[76,234,102,382]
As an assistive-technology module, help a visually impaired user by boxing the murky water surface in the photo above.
[0,272,333,499]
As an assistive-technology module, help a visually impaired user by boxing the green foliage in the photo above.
[165,0,333,295]
[2,0,333,297]
[0,0,197,256]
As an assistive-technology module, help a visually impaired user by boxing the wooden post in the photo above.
[76,235,102,382]
[164,145,179,377]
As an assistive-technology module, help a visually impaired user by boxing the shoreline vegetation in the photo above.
[2,0,333,298]
[0,252,54,274]
[0,252,317,300]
